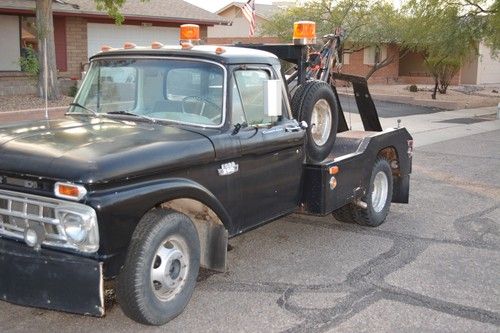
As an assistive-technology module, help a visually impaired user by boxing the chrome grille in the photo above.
[0,189,68,246]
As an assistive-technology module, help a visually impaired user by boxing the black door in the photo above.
[230,66,306,231]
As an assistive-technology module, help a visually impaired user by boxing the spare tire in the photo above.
[291,80,339,163]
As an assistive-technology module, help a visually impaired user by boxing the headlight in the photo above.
[56,206,99,253]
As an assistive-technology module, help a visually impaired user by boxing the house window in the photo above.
[342,52,350,65]
[363,46,387,65]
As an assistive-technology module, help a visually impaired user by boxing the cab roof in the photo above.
[90,44,280,66]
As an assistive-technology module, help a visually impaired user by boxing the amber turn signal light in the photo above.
[293,21,316,45]
[180,24,200,42]
[54,182,88,201]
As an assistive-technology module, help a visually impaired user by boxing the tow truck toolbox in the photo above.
[0,22,412,325]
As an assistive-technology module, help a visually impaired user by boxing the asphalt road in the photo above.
[1,130,499,332]
[338,95,443,118]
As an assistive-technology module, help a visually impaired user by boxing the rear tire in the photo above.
[332,205,356,224]
[332,158,393,227]
[116,209,200,325]
[291,80,339,163]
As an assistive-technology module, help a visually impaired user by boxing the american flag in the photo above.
[242,0,257,37]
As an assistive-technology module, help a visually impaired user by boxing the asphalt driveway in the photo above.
[0,130,499,332]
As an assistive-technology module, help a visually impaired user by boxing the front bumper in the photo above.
[0,238,104,316]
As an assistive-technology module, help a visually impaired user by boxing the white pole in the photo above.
[44,38,48,120]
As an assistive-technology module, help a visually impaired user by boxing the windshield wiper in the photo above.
[106,111,156,123]
[68,102,100,117]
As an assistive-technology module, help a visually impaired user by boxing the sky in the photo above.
[184,0,284,13]
[184,0,404,13]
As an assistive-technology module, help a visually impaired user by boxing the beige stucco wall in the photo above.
[476,43,500,84]
[209,6,268,38]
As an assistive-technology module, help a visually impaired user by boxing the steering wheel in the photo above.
[181,96,221,120]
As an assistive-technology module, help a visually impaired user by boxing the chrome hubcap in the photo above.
[371,171,389,213]
[310,99,332,146]
[151,237,189,302]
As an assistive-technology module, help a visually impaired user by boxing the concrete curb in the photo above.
[0,106,67,124]
[337,91,495,110]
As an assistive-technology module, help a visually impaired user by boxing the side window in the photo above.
[233,69,273,126]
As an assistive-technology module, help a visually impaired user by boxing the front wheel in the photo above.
[116,209,200,325]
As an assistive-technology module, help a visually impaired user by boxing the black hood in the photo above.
[0,117,215,183]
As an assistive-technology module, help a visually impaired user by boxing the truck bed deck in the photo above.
[300,128,412,215]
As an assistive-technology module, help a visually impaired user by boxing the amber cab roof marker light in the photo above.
[123,42,137,49]
[151,41,164,49]
[100,45,113,52]
[180,24,200,45]
[215,47,226,55]
[181,42,194,50]
[293,21,316,45]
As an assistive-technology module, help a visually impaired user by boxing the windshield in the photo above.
[70,58,225,126]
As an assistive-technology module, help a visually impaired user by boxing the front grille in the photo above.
[0,190,68,247]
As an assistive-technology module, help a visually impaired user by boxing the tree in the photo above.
[36,0,140,100]
[402,0,493,98]
[261,0,408,80]
[36,0,59,100]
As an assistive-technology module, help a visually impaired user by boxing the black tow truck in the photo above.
[0,23,412,325]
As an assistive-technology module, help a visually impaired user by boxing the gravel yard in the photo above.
[0,95,73,112]
[0,84,498,113]
[367,84,500,109]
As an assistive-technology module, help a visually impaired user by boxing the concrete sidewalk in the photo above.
[347,105,500,147]
[1,104,499,149]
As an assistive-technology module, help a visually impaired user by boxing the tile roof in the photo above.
[0,0,229,25]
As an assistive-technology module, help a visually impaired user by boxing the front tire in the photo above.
[116,209,200,325]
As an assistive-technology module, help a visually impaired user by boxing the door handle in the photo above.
[285,125,301,132]
[285,121,308,132]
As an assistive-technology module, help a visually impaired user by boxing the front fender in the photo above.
[86,178,233,277]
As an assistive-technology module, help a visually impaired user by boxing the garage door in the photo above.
[0,15,20,71]
[87,23,178,58]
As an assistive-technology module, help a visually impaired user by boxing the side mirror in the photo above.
[263,79,282,117]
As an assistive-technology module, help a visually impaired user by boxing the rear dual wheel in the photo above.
[291,80,339,163]
[332,158,393,227]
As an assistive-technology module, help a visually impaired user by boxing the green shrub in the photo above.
[409,84,418,92]
[19,46,39,77]
[68,85,78,97]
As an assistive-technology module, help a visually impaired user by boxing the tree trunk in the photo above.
[36,0,60,100]
[431,79,438,100]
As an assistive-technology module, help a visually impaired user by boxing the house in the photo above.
[347,43,500,85]
[207,1,287,44]
[0,0,228,96]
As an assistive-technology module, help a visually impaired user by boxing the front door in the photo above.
[230,66,306,231]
